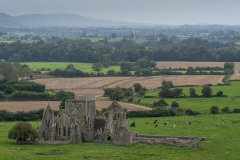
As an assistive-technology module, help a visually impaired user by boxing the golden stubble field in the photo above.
[156,61,240,70]
[0,75,223,112]
[2,61,233,112]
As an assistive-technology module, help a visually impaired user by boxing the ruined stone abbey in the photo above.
[38,97,134,145]
[38,97,203,147]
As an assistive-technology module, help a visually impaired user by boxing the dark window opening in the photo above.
[90,124,92,128]
[63,127,66,136]
[59,128,61,135]
[68,127,70,136]
[107,136,111,141]
[118,114,120,117]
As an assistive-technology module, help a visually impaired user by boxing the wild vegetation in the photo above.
[0,79,75,101]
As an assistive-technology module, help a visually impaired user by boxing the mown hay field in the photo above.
[0,100,150,112]
[33,75,223,91]
[156,61,240,70]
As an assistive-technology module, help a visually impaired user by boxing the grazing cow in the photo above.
[155,124,158,127]
[145,122,150,124]
[153,120,157,124]
[184,121,191,125]
[221,120,224,124]
[130,122,136,127]
[163,122,169,125]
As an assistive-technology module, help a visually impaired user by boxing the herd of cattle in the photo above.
[127,120,192,128]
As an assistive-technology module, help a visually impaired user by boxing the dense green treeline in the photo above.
[0,37,239,63]
[0,79,75,101]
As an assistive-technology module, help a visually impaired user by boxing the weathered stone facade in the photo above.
[38,97,133,145]
[38,97,203,148]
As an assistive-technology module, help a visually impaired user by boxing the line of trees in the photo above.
[0,79,75,101]
[0,37,240,63]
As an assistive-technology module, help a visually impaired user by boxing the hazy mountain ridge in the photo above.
[0,13,132,27]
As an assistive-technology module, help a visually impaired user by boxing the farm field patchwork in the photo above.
[1,114,240,160]
[156,61,240,70]
[142,81,240,113]
[21,62,121,74]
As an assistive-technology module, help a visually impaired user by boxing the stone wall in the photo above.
[133,134,203,148]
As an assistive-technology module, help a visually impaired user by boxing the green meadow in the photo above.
[1,113,240,160]
[142,81,240,113]
[21,62,121,74]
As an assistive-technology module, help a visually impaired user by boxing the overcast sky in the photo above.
[0,0,239,25]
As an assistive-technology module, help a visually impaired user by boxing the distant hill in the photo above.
[0,13,133,27]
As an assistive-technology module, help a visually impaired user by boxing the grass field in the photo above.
[142,81,240,113]
[21,62,121,74]
[1,113,240,160]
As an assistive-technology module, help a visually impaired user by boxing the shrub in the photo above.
[233,108,240,113]
[221,106,230,113]
[202,86,212,97]
[210,106,219,114]
[215,90,224,97]
[8,122,38,142]
[186,109,200,115]
[171,101,179,108]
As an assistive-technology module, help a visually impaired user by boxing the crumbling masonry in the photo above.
[38,97,203,147]
[38,97,134,145]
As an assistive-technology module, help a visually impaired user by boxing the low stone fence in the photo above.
[38,140,73,145]
[133,134,204,148]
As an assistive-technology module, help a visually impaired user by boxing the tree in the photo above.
[210,106,219,114]
[215,90,223,97]
[202,86,212,97]
[19,64,32,79]
[161,80,173,89]
[172,88,183,97]
[189,87,197,97]
[133,83,143,92]
[171,101,179,108]
[111,33,117,39]
[109,90,124,101]
[159,88,172,98]
[92,62,103,72]
[153,98,169,107]
[224,62,235,70]
[66,64,76,70]
[221,106,230,113]
[8,122,38,142]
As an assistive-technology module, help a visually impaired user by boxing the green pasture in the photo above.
[1,114,240,160]
[0,39,15,43]
[142,81,240,113]
[21,62,121,74]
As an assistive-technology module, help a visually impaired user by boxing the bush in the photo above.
[8,122,38,142]
[171,101,179,108]
[55,90,75,101]
[221,106,230,113]
[202,86,212,97]
[233,108,240,113]
[215,90,224,97]
[186,109,200,115]
[210,106,219,114]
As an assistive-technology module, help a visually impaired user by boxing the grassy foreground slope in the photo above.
[1,114,240,160]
